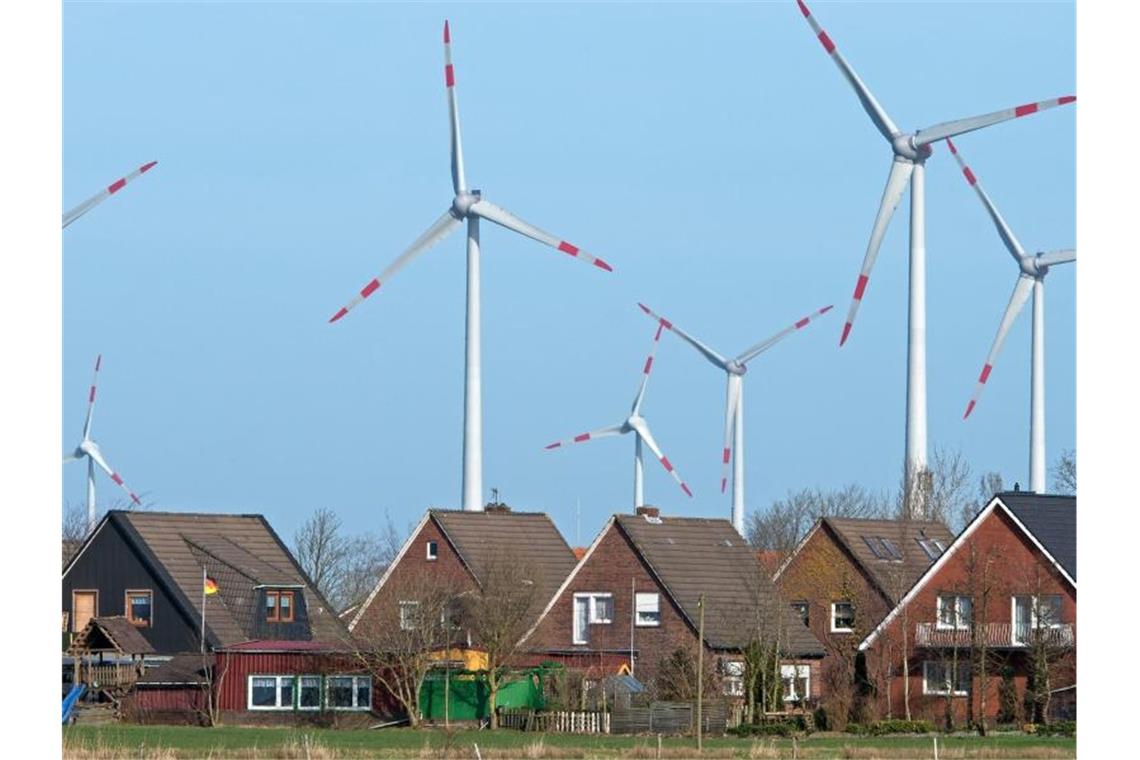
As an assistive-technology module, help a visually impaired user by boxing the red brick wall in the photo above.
[351,517,477,637]
[524,521,717,688]
[864,506,1077,724]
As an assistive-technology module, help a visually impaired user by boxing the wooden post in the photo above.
[933,735,939,760]
[697,593,705,752]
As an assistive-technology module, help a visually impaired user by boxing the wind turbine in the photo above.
[328,21,612,513]
[637,302,832,534]
[948,138,1074,493]
[795,0,1074,513]
[63,161,158,228]
[545,318,692,508]
[64,355,143,534]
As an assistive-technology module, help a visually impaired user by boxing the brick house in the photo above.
[858,492,1076,726]
[772,516,954,721]
[348,506,579,652]
[63,510,385,725]
[520,507,824,704]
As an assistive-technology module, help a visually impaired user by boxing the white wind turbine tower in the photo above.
[545,318,693,508]
[328,21,612,513]
[64,355,143,533]
[948,138,1074,493]
[637,302,833,534]
[796,0,1074,513]
[63,161,158,228]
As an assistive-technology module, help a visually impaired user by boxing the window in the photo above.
[862,535,903,561]
[781,664,811,702]
[635,593,660,627]
[266,590,296,623]
[1012,595,1064,644]
[125,590,152,627]
[936,595,972,630]
[790,601,809,627]
[72,590,98,633]
[721,660,745,697]
[400,601,420,631]
[248,675,298,710]
[916,536,946,561]
[831,601,855,633]
[327,675,372,710]
[426,540,438,560]
[572,593,614,644]
[299,676,321,709]
[923,661,970,696]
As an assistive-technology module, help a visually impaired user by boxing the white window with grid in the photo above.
[635,592,660,627]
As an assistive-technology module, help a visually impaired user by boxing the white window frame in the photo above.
[722,660,745,697]
[635,592,660,627]
[297,675,322,711]
[780,664,811,702]
[426,540,438,561]
[830,601,855,633]
[922,661,969,697]
[1011,594,1064,645]
[399,600,420,631]
[326,674,372,711]
[936,594,972,631]
[247,675,298,711]
[572,592,614,644]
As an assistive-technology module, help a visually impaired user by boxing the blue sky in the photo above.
[62,1,1075,546]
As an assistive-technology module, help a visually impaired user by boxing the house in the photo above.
[771,515,954,722]
[347,505,579,641]
[62,510,382,725]
[520,507,825,705]
[858,492,1076,726]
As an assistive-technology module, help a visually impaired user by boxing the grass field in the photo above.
[62,725,1076,759]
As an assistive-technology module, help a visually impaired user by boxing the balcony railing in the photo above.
[915,622,1074,649]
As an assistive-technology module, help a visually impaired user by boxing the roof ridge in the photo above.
[118,509,266,519]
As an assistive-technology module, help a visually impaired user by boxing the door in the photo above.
[73,591,97,632]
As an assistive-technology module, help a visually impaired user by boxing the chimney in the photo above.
[635,506,660,519]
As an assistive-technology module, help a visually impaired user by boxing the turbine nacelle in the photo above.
[1021,254,1050,279]
[77,439,97,458]
[450,190,482,219]
[725,360,747,376]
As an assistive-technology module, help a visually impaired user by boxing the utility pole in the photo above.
[697,594,705,752]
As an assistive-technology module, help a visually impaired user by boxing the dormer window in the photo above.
[426,540,438,561]
[266,590,295,623]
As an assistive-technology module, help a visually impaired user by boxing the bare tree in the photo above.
[349,567,464,727]
[748,483,891,554]
[1051,450,1075,495]
[901,447,973,526]
[464,550,543,729]
[294,508,405,612]
[955,539,1008,735]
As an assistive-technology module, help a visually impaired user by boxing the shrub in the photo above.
[1035,721,1076,737]
[846,719,933,736]
[812,706,829,732]
[734,717,808,737]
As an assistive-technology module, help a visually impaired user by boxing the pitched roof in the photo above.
[137,653,212,686]
[996,492,1076,581]
[79,511,348,647]
[818,517,955,603]
[431,509,578,607]
[613,514,824,656]
[70,616,156,656]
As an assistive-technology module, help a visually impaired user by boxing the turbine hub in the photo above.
[1022,254,1046,278]
[451,190,481,219]
[893,134,933,162]
[726,361,747,376]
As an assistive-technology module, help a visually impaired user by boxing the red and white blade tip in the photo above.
[681,483,693,498]
[557,241,612,272]
[444,21,450,43]
[963,364,994,419]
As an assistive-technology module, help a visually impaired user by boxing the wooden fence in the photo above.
[611,700,730,736]
[499,708,610,734]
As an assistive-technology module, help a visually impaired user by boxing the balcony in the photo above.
[915,622,1075,649]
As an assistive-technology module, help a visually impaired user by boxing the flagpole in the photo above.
[200,566,207,655]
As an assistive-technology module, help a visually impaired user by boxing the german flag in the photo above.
[204,576,219,596]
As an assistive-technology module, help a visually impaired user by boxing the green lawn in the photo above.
[62,725,1076,759]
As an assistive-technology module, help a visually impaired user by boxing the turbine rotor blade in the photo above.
[637,303,727,369]
[467,199,613,272]
[914,96,1075,147]
[443,21,467,195]
[630,418,693,498]
[328,209,461,323]
[720,375,742,494]
[544,423,625,451]
[840,157,914,346]
[63,161,158,228]
[963,274,1035,419]
[945,138,1026,261]
[736,304,834,365]
[85,443,143,505]
[82,354,102,440]
[1037,249,1075,268]
[796,0,900,142]
[632,319,668,415]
